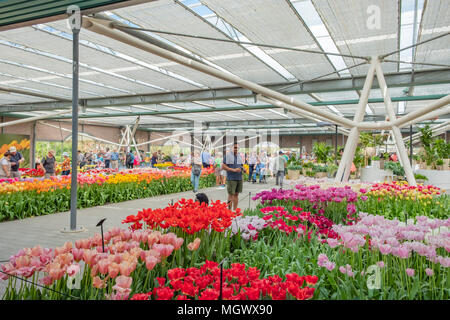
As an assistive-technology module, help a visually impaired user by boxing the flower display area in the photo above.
[0,167,215,222]
[1,180,448,300]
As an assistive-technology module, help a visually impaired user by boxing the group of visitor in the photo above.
[0,146,24,179]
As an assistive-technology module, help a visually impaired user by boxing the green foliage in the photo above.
[434,139,450,159]
[313,165,327,173]
[326,163,338,174]
[312,142,332,164]
[414,174,428,181]
[419,125,436,165]
[384,161,405,176]
[353,146,365,168]
[287,165,302,170]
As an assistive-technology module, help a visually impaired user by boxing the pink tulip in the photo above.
[325,261,335,271]
[119,261,135,277]
[147,233,160,247]
[67,264,80,277]
[378,244,392,255]
[131,231,142,243]
[114,275,132,291]
[173,238,184,250]
[108,262,120,278]
[153,244,174,258]
[30,246,43,257]
[326,238,340,248]
[106,291,130,300]
[82,250,98,266]
[48,263,65,281]
[396,246,410,259]
[15,255,30,268]
[145,256,158,271]
[72,248,84,262]
[187,238,201,251]
[97,259,110,274]
[425,268,434,276]
[40,275,54,286]
[339,266,347,274]
[93,276,106,289]
[406,268,415,277]
[377,261,385,268]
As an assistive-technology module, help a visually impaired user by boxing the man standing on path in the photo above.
[111,149,119,170]
[222,142,244,211]
[275,150,287,188]
[8,146,24,178]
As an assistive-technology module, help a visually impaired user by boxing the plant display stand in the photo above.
[415,169,450,193]
[287,169,301,180]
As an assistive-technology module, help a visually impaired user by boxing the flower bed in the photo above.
[1,180,449,300]
[0,169,216,222]
[358,181,449,219]
[131,261,318,300]
[252,185,359,224]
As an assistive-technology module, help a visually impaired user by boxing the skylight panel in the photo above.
[327,105,344,117]
[180,1,297,81]
[34,24,207,89]
[289,0,350,76]
[268,109,291,119]
[399,0,424,71]
[365,104,374,115]
[104,11,234,77]
[397,101,406,114]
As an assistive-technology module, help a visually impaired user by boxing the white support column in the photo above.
[375,61,416,185]
[335,57,377,182]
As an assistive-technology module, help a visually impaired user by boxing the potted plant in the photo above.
[302,161,314,175]
[313,164,327,178]
[414,173,428,184]
[326,163,338,178]
[384,161,405,180]
[287,165,302,180]
[371,155,381,169]
[306,170,316,177]
[436,158,444,170]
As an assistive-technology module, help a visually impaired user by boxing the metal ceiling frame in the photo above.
[1,67,449,112]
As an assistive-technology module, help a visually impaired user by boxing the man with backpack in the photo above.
[126,150,135,169]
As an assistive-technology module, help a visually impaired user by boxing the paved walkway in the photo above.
[0,178,278,297]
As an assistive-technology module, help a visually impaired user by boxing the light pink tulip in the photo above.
[425,268,434,276]
[145,256,158,271]
[97,259,110,274]
[67,264,80,277]
[406,268,415,277]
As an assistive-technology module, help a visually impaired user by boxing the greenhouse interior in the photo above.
[0,0,449,303]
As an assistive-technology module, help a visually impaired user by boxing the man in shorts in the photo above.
[222,143,244,210]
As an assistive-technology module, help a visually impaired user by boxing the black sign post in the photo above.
[96,218,107,253]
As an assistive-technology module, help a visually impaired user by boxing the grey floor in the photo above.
[0,178,279,298]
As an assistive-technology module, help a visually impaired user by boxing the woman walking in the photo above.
[191,150,202,193]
